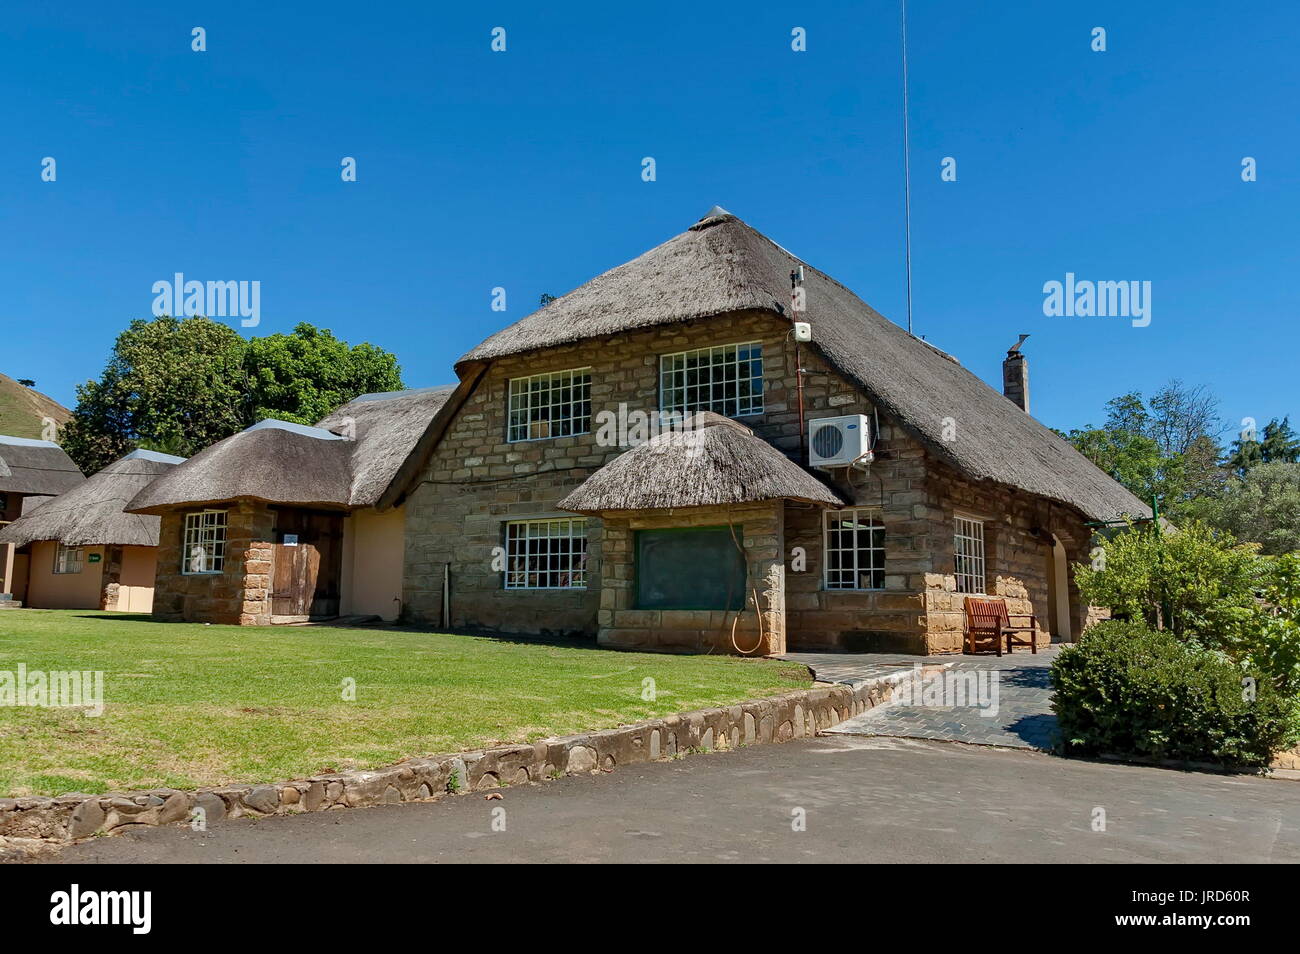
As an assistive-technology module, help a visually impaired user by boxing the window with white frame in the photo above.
[507,368,592,442]
[53,544,83,574]
[182,509,228,574]
[954,515,987,594]
[659,341,763,418]
[504,518,588,589]
[824,509,885,590]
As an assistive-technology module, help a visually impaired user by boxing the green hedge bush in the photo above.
[1051,620,1298,766]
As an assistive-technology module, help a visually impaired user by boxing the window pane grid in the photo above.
[182,509,228,574]
[659,342,763,418]
[823,509,885,590]
[504,518,588,589]
[954,516,986,594]
[53,544,83,574]
[507,368,592,442]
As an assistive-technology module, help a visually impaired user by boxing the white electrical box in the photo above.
[808,414,873,468]
[793,321,812,342]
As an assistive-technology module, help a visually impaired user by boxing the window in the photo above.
[182,510,228,574]
[0,493,9,514]
[660,341,763,418]
[823,510,885,590]
[504,518,588,589]
[53,544,83,574]
[635,527,746,610]
[954,515,986,594]
[507,368,592,442]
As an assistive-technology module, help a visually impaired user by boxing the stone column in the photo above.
[0,541,14,599]
[99,546,123,611]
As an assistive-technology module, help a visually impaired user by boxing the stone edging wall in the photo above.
[0,669,922,848]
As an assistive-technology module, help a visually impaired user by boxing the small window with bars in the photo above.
[659,341,763,418]
[504,518,588,589]
[507,368,592,442]
[954,515,986,594]
[182,509,228,574]
[823,509,885,590]
[53,544,83,574]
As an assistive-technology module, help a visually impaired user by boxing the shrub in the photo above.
[1051,620,1298,766]
[1075,521,1260,647]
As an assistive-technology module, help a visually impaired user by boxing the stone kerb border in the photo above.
[0,668,927,849]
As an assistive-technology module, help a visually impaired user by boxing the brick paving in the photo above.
[786,645,1063,750]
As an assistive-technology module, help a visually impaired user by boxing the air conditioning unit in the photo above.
[808,414,873,469]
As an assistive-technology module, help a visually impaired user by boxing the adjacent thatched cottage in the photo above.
[125,387,454,625]
[0,449,184,611]
[388,208,1147,655]
[0,435,85,606]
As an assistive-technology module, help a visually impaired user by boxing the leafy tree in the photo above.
[16,379,35,387]
[1075,521,1260,644]
[244,323,403,425]
[1066,381,1226,517]
[1189,461,1300,555]
[538,293,558,307]
[1227,417,1300,477]
[60,317,403,473]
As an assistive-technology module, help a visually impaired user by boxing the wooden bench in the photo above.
[963,597,1038,656]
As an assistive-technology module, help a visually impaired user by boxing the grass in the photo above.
[0,609,810,797]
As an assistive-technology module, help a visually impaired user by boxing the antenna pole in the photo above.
[900,0,914,336]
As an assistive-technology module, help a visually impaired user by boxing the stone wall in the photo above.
[0,669,919,849]
[596,501,786,655]
[403,310,814,637]
[401,307,1106,654]
[920,461,1096,654]
[152,502,274,625]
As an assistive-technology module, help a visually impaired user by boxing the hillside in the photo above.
[0,372,72,440]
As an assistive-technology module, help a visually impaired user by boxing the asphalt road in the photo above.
[43,736,1300,864]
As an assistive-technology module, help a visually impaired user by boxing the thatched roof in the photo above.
[558,413,844,513]
[125,387,455,515]
[460,209,1149,523]
[317,386,456,507]
[0,435,84,496]
[0,450,183,547]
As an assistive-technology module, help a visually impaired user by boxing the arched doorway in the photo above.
[1045,534,1073,642]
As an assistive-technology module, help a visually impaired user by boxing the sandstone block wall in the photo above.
[597,501,786,655]
[152,501,275,625]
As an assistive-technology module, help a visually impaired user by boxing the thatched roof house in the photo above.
[0,434,85,604]
[460,208,1146,524]
[0,435,84,497]
[0,449,183,548]
[558,413,843,512]
[0,449,182,613]
[128,387,455,626]
[392,207,1147,656]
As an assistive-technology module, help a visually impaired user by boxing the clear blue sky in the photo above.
[3,0,1296,439]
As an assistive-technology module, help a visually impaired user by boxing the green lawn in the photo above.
[0,610,810,797]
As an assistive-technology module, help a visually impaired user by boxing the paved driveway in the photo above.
[787,646,1062,750]
[41,735,1300,864]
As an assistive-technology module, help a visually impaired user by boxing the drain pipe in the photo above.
[441,563,451,629]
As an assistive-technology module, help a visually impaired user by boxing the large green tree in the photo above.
[60,317,403,473]
[1189,461,1300,555]
[1063,381,1226,516]
[1226,417,1300,478]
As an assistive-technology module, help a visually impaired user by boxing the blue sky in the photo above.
[3,0,1296,439]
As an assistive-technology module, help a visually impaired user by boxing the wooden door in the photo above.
[270,508,343,618]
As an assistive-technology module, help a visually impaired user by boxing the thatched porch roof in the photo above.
[0,449,183,548]
[558,413,844,513]
[0,435,85,496]
[459,209,1149,523]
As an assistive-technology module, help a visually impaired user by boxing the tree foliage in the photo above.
[60,317,403,473]
[1189,462,1300,556]
[1063,381,1225,516]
